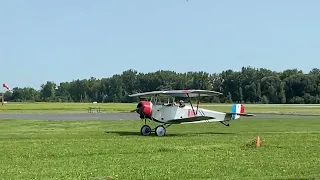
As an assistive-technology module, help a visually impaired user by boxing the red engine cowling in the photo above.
[136,101,153,119]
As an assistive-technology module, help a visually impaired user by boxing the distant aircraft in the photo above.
[129,89,255,136]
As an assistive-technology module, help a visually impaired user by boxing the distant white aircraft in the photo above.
[129,89,255,136]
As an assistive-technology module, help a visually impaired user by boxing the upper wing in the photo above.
[128,89,223,98]
[128,91,164,97]
[166,116,215,124]
[164,90,223,97]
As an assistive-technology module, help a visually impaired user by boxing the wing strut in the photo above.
[196,93,200,115]
[186,93,196,115]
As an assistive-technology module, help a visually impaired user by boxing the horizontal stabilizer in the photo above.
[225,112,256,121]
[226,113,255,117]
[166,116,215,124]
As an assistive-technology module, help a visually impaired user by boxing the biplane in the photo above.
[128,89,255,136]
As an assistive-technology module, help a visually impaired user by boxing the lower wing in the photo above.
[166,116,215,124]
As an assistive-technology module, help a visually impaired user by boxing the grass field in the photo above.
[0,118,319,179]
[1,102,320,114]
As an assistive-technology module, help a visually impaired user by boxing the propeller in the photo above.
[129,105,143,114]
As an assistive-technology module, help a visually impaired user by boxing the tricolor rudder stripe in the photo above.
[231,104,244,120]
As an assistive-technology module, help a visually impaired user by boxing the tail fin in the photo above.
[231,104,244,120]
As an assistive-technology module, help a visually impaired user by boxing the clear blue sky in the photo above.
[1,0,319,89]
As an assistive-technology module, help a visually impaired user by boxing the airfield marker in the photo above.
[256,136,261,147]
[2,83,12,105]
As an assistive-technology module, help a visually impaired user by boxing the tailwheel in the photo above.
[155,125,166,136]
[140,125,152,136]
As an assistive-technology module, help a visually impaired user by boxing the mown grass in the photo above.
[0,102,134,113]
[0,118,319,179]
[1,102,320,114]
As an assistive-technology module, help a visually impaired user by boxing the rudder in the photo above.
[231,104,244,120]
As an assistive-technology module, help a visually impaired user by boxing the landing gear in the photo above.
[155,125,166,136]
[140,125,152,136]
[139,119,170,136]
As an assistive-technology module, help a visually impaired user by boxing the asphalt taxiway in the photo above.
[0,112,319,120]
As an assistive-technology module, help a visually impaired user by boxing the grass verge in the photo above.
[0,118,319,179]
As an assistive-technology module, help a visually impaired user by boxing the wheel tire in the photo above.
[140,125,152,136]
[155,125,166,136]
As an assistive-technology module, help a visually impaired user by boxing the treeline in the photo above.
[2,67,320,104]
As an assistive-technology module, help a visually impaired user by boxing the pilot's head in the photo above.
[179,100,184,105]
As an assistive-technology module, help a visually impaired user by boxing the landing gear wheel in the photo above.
[155,125,166,136]
[140,125,152,136]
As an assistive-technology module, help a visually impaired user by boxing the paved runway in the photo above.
[0,112,319,120]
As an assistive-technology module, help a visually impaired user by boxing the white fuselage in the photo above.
[151,104,228,124]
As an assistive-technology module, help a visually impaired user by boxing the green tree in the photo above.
[40,81,56,101]
[4,66,320,104]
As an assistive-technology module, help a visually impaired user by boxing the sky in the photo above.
[1,0,320,89]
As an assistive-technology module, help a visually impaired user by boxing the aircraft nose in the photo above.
[136,101,152,119]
